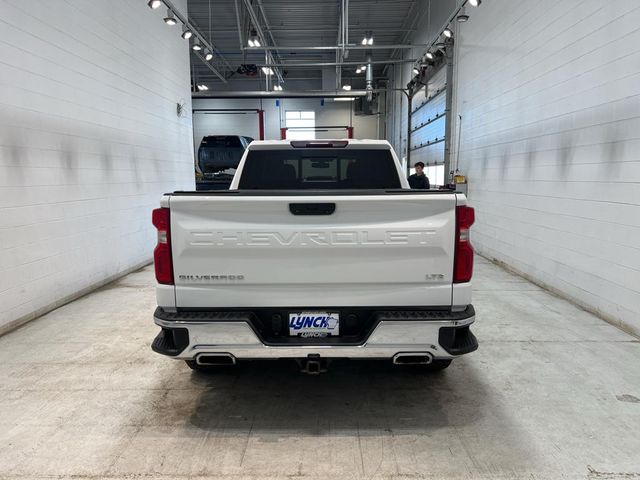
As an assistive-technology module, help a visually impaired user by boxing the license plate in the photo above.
[289,312,340,337]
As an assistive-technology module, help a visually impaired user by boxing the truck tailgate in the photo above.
[169,193,456,308]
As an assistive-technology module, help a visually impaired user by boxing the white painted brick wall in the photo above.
[0,0,194,331]
[452,0,640,334]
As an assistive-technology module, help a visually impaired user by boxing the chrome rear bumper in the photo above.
[152,306,477,361]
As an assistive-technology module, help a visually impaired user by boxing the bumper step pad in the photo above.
[438,325,478,355]
[151,327,189,356]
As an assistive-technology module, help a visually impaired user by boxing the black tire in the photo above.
[399,359,452,373]
[185,360,218,372]
[423,359,452,371]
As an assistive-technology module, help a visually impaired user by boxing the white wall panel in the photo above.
[0,0,194,332]
[453,0,640,334]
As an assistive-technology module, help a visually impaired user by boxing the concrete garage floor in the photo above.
[0,258,639,480]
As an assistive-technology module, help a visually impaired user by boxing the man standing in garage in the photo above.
[408,162,430,189]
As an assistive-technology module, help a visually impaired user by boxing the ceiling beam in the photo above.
[258,59,417,68]
[193,90,378,99]
[244,44,428,51]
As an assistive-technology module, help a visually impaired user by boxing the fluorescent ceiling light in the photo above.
[249,30,261,47]
[197,84,208,91]
[334,97,356,102]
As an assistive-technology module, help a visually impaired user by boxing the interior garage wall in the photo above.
[192,97,380,154]
[0,0,194,333]
[452,0,640,335]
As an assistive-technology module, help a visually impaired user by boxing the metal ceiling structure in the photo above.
[186,0,425,91]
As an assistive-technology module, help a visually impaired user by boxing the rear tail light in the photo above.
[152,208,174,285]
[454,205,475,283]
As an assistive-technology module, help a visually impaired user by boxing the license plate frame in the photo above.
[288,311,340,337]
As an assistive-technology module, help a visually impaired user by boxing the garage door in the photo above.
[409,67,447,186]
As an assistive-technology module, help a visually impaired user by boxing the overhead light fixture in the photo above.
[355,67,362,74]
[425,52,435,60]
[204,50,213,61]
[334,97,356,102]
[197,84,208,91]
[249,29,261,47]
[457,14,469,22]
[181,25,193,39]
[261,66,274,75]
[163,10,177,26]
[342,84,352,91]
[192,38,202,51]
[443,28,453,38]
[273,85,283,91]
[362,31,373,45]
[435,42,446,49]
[468,0,481,6]
[148,0,162,9]
[413,66,420,75]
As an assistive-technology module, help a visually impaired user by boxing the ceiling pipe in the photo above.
[365,51,373,101]
[242,0,284,85]
[343,0,349,59]
[233,0,244,50]
[336,0,345,90]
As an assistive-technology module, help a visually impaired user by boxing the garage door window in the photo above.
[285,111,316,139]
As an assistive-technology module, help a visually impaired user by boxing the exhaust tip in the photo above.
[195,354,236,366]
[393,352,434,365]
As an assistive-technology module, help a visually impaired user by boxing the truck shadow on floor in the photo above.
[185,358,495,435]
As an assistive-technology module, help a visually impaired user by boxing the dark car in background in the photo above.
[196,135,253,190]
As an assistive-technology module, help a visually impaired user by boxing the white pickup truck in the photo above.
[151,139,477,374]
